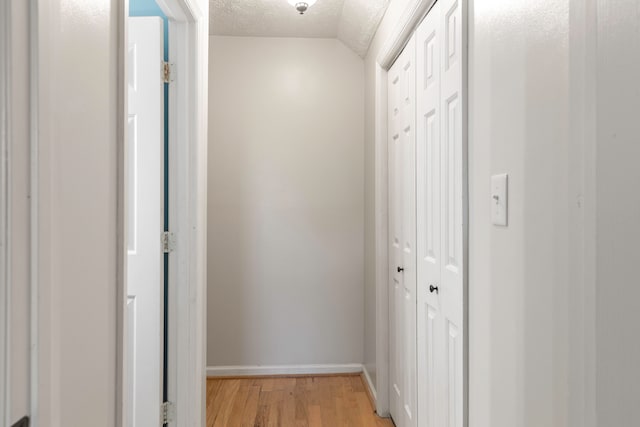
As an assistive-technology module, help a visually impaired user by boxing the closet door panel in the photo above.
[416,3,443,427]
[401,36,417,427]
[388,55,404,424]
[439,0,464,426]
[388,34,417,427]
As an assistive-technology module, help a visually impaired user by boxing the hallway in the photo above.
[206,375,394,427]
[2,0,640,425]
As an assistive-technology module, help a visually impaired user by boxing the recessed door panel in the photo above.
[443,94,460,273]
[446,321,463,427]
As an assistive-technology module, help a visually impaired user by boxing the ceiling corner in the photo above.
[337,0,389,57]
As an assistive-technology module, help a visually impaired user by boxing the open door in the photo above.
[126,16,164,427]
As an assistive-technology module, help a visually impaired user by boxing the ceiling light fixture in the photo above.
[287,0,317,15]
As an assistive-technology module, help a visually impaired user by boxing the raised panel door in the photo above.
[416,3,443,426]
[388,34,418,427]
[439,1,464,425]
[416,0,465,425]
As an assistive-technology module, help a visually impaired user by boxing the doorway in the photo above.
[119,0,209,426]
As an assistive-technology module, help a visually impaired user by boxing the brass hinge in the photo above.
[162,231,176,253]
[163,61,174,83]
[161,401,175,424]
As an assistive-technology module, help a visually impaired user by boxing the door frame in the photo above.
[373,0,469,421]
[117,1,209,426]
[0,0,10,423]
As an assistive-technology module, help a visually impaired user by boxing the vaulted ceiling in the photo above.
[209,0,390,57]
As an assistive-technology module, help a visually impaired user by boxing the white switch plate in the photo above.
[491,173,508,226]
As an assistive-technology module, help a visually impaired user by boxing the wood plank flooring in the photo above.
[206,375,395,427]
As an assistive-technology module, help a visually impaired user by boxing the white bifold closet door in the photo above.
[388,0,465,426]
[388,35,418,427]
[416,0,465,426]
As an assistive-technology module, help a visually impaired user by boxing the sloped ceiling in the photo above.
[209,0,390,57]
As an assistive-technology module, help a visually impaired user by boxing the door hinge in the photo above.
[162,231,176,253]
[161,401,175,424]
[163,61,175,83]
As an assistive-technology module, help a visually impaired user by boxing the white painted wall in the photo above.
[207,36,365,367]
[468,1,574,425]
[594,0,640,424]
[35,0,122,424]
[363,0,413,393]
[5,1,31,424]
[3,0,122,424]
[467,1,640,424]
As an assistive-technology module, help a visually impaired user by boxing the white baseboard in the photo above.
[362,365,377,402]
[206,363,364,377]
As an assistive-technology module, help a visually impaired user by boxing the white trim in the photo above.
[0,0,11,423]
[191,13,210,427]
[29,0,40,425]
[165,5,208,427]
[376,0,437,70]
[166,15,203,427]
[157,0,203,22]
[373,63,390,417]
[115,1,128,425]
[567,1,597,425]
[166,17,185,427]
[166,16,182,427]
[461,4,470,424]
[33,1,60,424]
[206,364,364,378]
[362,365,377,402]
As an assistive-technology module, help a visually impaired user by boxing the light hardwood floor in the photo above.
[206,374,395,427]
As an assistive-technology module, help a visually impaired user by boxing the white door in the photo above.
[388,34,417,427]
[127,16,164,427]
[416,4,442,427]
[417,0,465,426]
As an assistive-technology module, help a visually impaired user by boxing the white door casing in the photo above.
[388,34,417,427]
[126,16,164,427]
[0,0,9,422]
[417,0,465,426]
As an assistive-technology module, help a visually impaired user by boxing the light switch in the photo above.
[491,174,508,226]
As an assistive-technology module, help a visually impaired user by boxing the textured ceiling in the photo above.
[209,0,389,57]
